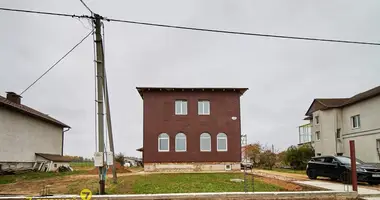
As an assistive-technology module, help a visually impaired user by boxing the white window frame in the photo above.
[175,133,187,152]
[315,131,320,141]
[200,133,211,152]
[158,133,169,152]
[198,100,210,115]
[315,116,319,125]
[217,133,228,152]
[351,115,360,129]
[175,100,188,115]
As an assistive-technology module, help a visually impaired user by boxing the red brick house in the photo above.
[136,87,248,171]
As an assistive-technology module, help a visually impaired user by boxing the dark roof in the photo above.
[136,87,248,99]
[35,153,73,162]
[136,147,143,152]
[316,98,349,107]
[0,95,69,128]
[305,85,380,116]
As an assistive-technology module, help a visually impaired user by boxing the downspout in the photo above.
[62,127,71,156]
[335,109,338,155]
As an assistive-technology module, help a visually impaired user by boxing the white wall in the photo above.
[342,96,380,162]
[313,109,338,156]
[0,107,63,162]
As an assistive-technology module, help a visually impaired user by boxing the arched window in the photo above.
[217,133,227,151]
[200,133,211,151]
[158,133,169,152]
[175,133,187,152]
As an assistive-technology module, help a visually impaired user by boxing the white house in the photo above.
[0,92,71,172]
[303,85,380,163]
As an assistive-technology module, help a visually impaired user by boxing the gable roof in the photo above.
[136,87,248,99]
[35,153,73,162]
[305,85,380,116]
[0,95,69,128]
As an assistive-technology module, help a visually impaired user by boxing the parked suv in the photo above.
[306,156,380,185]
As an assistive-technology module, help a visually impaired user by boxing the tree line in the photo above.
[244,143,314,170]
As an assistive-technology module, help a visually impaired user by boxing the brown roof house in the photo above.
[303,85,380,162]
[137,87,248,172]
[0,92,71,172]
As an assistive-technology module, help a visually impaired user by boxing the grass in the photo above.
[0,170,86,184]
[270,168,306,175]
[70,162,94,171]
[65,173,282,194]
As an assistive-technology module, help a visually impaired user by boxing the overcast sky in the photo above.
[1,0,379,157]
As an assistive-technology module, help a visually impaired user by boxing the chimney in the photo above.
[6,92,22,104]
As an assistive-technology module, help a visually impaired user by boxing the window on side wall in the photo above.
[351,115,360,129]
[217,133,227,152]
[175,100,187,115]
[198,100,210,115]
[336,129,341,138]
[316,131,320,141]
[315,116,319,125]
[158,133,169,152]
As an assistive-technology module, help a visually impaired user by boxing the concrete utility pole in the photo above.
[104,67,117,184]
[94,14,106,194]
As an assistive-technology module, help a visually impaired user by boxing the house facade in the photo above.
[137,87,248,171]
[303,85,380,163]
[0,92,70,172]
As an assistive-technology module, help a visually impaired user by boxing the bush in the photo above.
[284,144,314,170]
[115,153,125,166]
[259,150,276,170]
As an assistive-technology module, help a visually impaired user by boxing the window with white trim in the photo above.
[158,133,169,152]
[198,100,210,115]
[200,133,211,151]
[316,131,320,141]
[217,133,227,151]
[175,100,187,115]
[351,115,360,129]
[175,133,187,152]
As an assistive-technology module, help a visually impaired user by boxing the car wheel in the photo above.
[340,172,351,184]
[307,169,317,180]
[368,182,379,186]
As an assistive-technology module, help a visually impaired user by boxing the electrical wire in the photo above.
[20,30,94,95]
[1,6,380,46]
[0,7,91,19]
[79,0,94,14]
[106,18,380,46]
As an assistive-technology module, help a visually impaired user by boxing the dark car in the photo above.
[306,156,380,185]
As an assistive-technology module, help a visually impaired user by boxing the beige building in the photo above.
[0,92,71,172]
[304,85,380,163]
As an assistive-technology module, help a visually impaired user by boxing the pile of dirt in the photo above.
[87,163,132,174]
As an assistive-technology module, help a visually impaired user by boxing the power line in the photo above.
[79,0,94,14]
[1,6,380,46]
[0,7,91,19]
[20,30,94,95]
[106,18,380,46]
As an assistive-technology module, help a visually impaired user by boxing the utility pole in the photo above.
[104,67,117,184]
[94,13,106,194]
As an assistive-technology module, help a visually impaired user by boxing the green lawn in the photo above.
[270,168,306,175]
[0,170,86,184]
[67,173,283,194]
